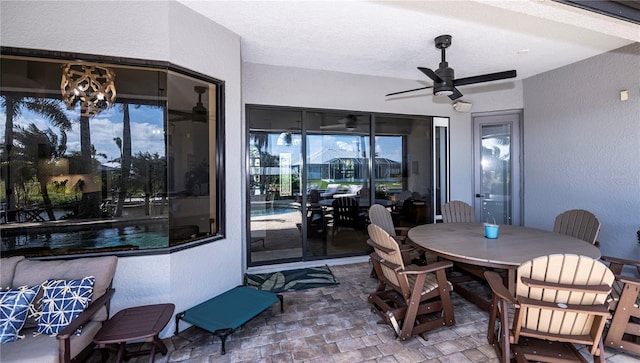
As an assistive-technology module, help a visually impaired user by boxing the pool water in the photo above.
[1,224,169,253]
[250,206,298,217]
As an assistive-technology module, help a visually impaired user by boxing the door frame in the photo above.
[472,109,523,226]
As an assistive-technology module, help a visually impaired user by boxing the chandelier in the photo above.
[61,63,116,117]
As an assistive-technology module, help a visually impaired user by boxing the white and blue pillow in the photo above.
[36,277,95,336]
[0,285,41,343]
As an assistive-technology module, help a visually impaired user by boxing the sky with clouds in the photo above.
[260,133,403,165]
[1,101,402,168]
[1,102,165,164]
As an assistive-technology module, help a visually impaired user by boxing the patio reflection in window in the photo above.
[1,51,222,256]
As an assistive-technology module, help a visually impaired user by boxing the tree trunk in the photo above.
[38,172,56,221]
[3,98,17,221]
[78,113,100,218]
[115,104,132,217]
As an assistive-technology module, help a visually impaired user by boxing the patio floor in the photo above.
[88,262,638,362]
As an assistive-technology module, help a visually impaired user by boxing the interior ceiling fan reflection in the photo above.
[168,86,208,122]
[386,34,517,101]
[320,115,362,130]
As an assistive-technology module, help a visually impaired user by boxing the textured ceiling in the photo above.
[179,0,639,83]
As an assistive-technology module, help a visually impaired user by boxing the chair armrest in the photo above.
[367,239,397,255]
[399,245,414,254]
[484,271,516,304]
[392,235,407,244]
[602,255,640,274]
[616,274,640,286]
[394,226,411,236]
[400,260,453,275]
[369,252,402,271]
[56,288,115,340]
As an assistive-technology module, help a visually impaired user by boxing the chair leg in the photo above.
[487,293,499,345]
[605,283,640,354]
[434,269,455,326]
[399,273,426,340]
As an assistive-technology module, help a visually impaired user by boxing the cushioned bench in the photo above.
[174,286,283,355]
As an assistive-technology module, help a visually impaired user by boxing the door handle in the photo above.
[475,194,484,198]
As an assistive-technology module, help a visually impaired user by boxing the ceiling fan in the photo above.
[320,114,362,130]
[168,86,208,122]
[386,35,517,101]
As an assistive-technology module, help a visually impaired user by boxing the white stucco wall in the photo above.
[242,62,524,204]
[1,0,243,337]
[523,43,640,260]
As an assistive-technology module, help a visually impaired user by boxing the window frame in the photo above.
[0,47,226,258]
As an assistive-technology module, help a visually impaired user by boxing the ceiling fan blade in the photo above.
[448,88,463,101]
[453,70,517,87]
[418,67,443,83]
[320,124,347,130]
[385,85,433,97]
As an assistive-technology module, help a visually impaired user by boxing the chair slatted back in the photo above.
[442,200,475,223]
[332,197,360,228]
[368,224,405,289]
[553,209,601,245]
[517,254,614,337]
[368,204,396,237]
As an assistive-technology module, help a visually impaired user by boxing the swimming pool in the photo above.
[250,205,298,217]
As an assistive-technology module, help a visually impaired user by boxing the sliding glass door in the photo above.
[248,108,303,264]
[247,106,447,266]
[305,111,371,258]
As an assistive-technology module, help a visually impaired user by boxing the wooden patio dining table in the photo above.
[407,223,601,310]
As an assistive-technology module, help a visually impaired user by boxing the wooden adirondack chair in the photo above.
[442,200,475,223]
[485,254,614,362]
[601,255,640,355]
[366,224,455,341]
[553,209,601,246]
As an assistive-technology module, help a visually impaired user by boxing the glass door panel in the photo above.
[473,111,522,225]
[247,108,302,264]
[375,115,435,225]
[434,117,449,222]
[306,112,370,258]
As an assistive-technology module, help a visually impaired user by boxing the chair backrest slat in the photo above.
[442,200,475,223]
[369,204,396,237]
[553,209,601,245]
[368,224,405,288]
[332,197,360,227]
[517,254,613,336]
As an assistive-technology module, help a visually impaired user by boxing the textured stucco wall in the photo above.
[523,43,640,260]
[242,63,524,205]
[1,0,243,337]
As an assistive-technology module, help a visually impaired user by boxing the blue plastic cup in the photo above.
[485,224,499,239]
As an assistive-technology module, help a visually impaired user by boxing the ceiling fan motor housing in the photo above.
[434,62,454,95]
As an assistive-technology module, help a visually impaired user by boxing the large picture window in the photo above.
[1,49,224,257]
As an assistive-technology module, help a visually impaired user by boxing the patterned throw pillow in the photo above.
[0,285,41,343]
[36,277,95,336]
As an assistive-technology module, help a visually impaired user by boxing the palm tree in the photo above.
[76,112,102,218]
[113,103,132,217]
[131,152,166,216]
[1,96,71,221]
[13,124,67,221]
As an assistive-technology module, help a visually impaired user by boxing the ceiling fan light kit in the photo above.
[386,34,517,101]
[452,101,472,112]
